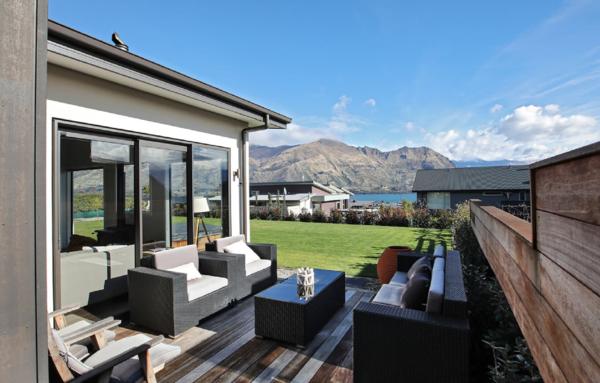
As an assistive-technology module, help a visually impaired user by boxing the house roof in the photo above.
[412,166,530,192]
[250,181,354,195]
[48,20,291,126]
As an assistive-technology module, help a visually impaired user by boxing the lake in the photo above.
[352,193,416,203]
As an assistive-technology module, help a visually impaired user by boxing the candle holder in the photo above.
[296,267,315,300]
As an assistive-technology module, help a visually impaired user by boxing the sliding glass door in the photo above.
[56,124,230,307]
[140,141,189,252]
[58,132,136,307]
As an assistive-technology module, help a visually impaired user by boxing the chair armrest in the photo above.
[249,243,277,262]
[48,304,81,319]
[197,251,244,280]
[61,318,121,346]
[71,343,151,383]
[396,252,423,271]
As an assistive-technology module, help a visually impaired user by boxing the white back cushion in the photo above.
[167,262,202,281]
[153,245,199,270]
[223,241,260,264]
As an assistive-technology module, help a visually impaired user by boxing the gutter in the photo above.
[240,114,273,239]
[48,20,292,125]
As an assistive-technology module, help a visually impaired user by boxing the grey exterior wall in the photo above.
[0,0,48,381]
[417,190,530,209]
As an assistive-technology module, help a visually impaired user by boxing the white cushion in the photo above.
[372,284,405,306]
[187,275,228,301]
[167,262,202,281]
[85,333,180,369]
[223,241,260,264]
[389,271,409,286]
[245,259,271,276]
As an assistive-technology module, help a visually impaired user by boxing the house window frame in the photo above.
[51,118,232,308]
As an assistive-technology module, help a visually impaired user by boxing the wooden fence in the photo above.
[470,141,600,382]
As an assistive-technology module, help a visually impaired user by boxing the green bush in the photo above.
[329,209,343,223]
[298,211,312,222]
[284,211,296,221]
[362,210,377,225]
[412,206,431,228]
[452,201,541,382]
[377,206,410,226]
[345,210,361,224]
[312,209,328,223]
[430,209,453,229]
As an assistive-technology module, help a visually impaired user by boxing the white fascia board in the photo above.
[48,41,266,127]
[311,194,351,202]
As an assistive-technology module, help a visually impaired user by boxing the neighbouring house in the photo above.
[249,181,353,215]
[45,21,290,310]
[412,166,530,209]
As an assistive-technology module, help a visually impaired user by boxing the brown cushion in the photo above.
[401,272,431,309]
[407,256,432,279]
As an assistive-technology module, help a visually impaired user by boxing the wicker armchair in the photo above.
[128,245,243,337]
[205,235,277,299]
[353,250,469,383]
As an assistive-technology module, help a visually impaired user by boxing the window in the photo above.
[140,143,188,251]
[192,146,229,248]
[427,192,451,209]
[56,124,232,307]
[58,132,135,307]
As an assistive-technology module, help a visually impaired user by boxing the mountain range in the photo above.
[249,139,455,193]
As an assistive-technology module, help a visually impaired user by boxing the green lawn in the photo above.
[250,220,452,278]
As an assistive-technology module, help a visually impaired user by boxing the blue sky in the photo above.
[50,0,600,162]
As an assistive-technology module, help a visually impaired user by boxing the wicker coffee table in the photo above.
[254,269,345,346]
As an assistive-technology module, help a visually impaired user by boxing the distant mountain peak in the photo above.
[250,139,454,193]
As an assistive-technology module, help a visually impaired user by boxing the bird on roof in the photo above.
[111,32,129,51]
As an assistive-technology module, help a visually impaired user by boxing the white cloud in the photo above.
[251,95,364,146]
[490,104,503,113]
[426,104,600,162]
[404,121,415,131]
[364,98,377,107]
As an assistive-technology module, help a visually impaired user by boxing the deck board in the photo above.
[75,284,374,382]
[153,287,371,382]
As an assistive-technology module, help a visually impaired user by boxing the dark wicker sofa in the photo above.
[205,235,277,299]
[353,248,469,383]
[128,245,242,337]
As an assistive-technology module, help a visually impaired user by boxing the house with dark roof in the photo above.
[412,166,530,209]
[250,181,353,215]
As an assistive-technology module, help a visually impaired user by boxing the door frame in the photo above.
[51,118,232,309]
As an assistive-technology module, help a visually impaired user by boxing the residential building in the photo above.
[249,181,353,215]
[412,166,530,209]
[44,21,290,310]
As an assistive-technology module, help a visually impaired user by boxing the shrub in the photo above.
[362,210,377,225]
[412,206,431,228]
[298,211,312,222]
[345,210,361,224]
[430,209,453,229]
[268,207,282,221]
[452,201,541,382]
[312,209,328,223]
[284,211,296,221]
[329,209,343,223]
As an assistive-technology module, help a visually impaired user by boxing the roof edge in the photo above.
[48,20,291,125]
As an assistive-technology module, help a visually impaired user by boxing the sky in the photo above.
[50,0,600,162]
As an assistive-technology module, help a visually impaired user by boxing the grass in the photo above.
[72,216,222,241]
[250,220,451,278]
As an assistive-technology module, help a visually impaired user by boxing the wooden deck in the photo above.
[108,288,373,383]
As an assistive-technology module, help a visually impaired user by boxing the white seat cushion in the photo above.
[187,275,228,301]
[167,262,202,281]
[223,241,260,264]
[85,333,181,370]
[245,259,271,276]
[373,284,405,306]
[389,271,409,286]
